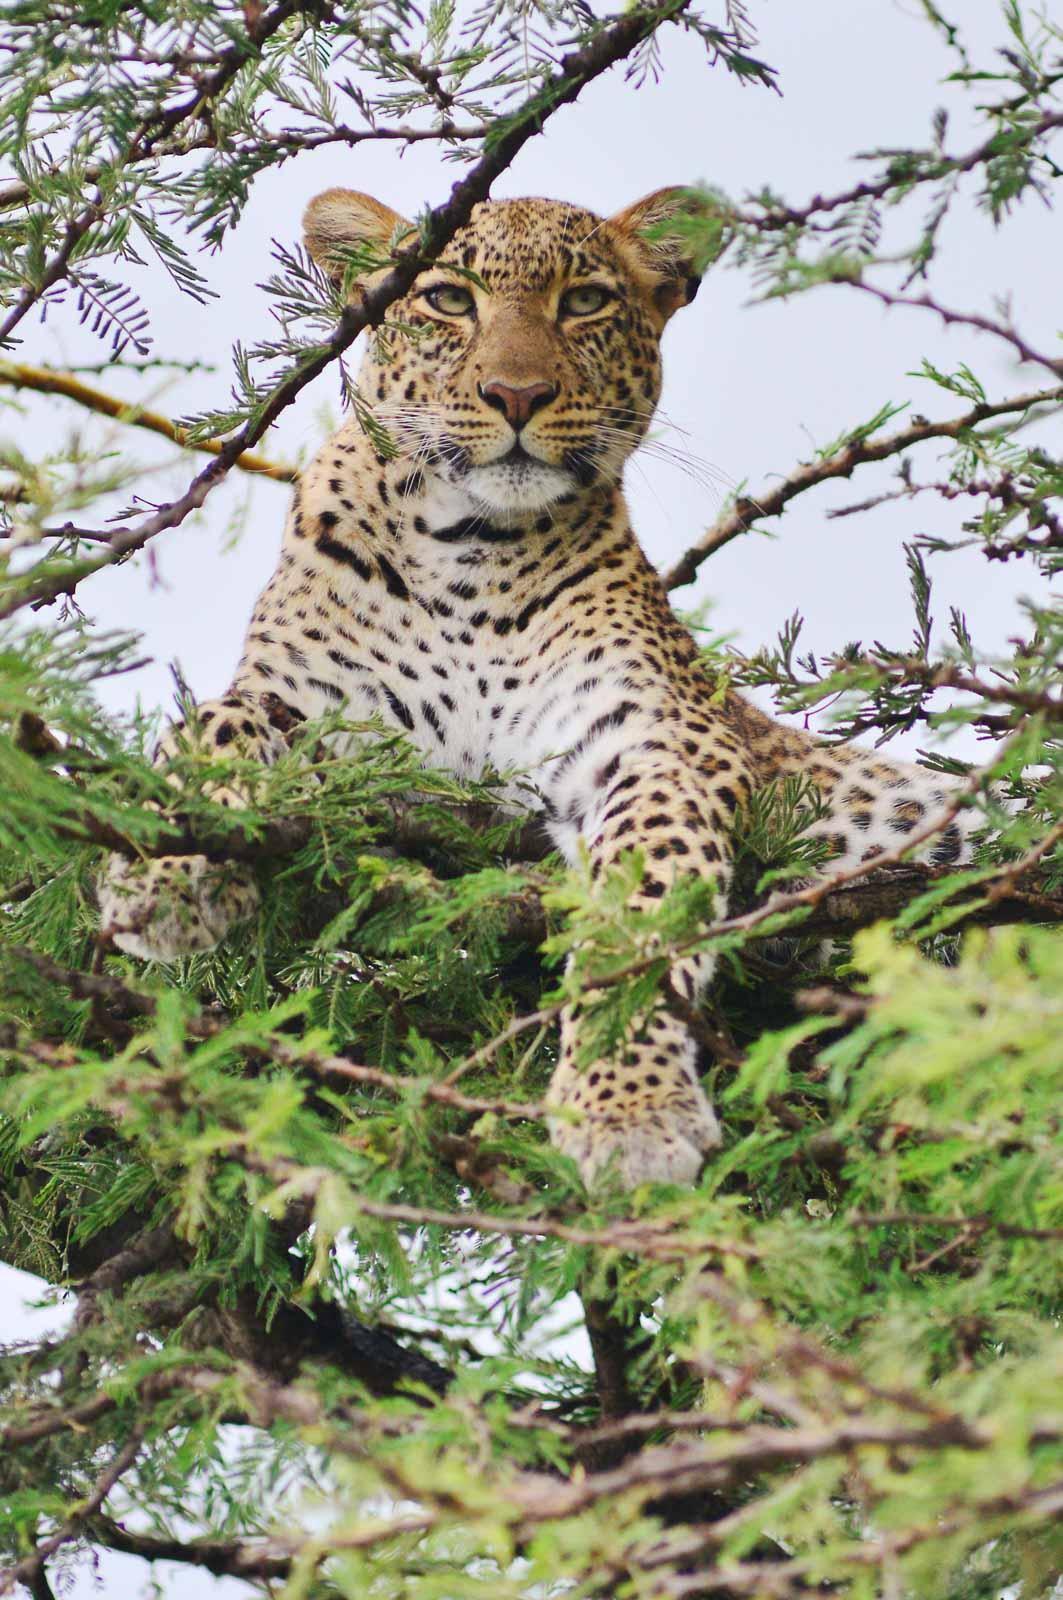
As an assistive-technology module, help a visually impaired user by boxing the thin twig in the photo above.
[0,120,487,213]
[0,361,296,482]
[847,1210,1063,1242]
[0,1431,143,1596]
[730,109,1063,233]
[832,278,1063,379]
[245,1155,765,1263]
[662,383,1063,590]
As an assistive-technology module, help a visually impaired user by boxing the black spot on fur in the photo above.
[377,555,409,599]
[382,686,414,730]
[316,533,372,583]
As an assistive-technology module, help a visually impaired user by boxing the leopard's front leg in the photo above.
[98,692,288,961]
[546,750,746,1191]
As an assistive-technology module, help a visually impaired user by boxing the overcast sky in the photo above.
[2,1,1059,1593]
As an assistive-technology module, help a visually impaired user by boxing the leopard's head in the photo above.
[303,190,706,519]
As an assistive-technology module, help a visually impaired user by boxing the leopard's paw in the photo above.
[98,853,258,962]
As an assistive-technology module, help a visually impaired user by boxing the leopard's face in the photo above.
[305,190,703,519]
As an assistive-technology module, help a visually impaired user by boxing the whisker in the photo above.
[594,406,736,490]
[590,420,735,493]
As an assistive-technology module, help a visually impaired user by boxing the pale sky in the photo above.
[2,1,1058,1593]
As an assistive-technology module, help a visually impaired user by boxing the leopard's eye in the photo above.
[423,283,475,316]
[559,284,614,318]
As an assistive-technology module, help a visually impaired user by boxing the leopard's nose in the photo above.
[478,380,558,429]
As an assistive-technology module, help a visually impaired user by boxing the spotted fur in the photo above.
[99,188,971,1189]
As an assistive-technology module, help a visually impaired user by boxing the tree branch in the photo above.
[85,1517,293,1583]
[730,109,1063,233]
[0,361,296,483]
[826,470,1063,564]
[846,1210,1063,1242]
[0,120,488,214]
[2,944,549,1120]
[0,0,317,348]
[662,383,1063,590]
[245,1157,762,1265]
[18,1338,1025,1593]
[832,277,1063,379]
[34,786,552,867]
[655,1478,1063,1598]
[0,1431,143,1597]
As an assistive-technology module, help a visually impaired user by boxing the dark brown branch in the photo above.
[17,729,1057,934]
[785,858,1063,935]
[40,790,552,866]
[846,1210,1063,1242]
[0,1431,144,1596]
[230,1294,452,1396]
[731,109,1063,233]
[662,383,1063,590]
[70,1223,180,1338]
[23,1560,57,1600]
[85,1517,293,1583]
[832,277,1063,379]
[582,1290,641,1470]
[0,1104,454,1397]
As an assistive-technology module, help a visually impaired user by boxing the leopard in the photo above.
[98,185,974,1190]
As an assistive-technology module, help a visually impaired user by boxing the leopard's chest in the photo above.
[242,486,675,841]
[332,591,653,776]
[248,558,661,803]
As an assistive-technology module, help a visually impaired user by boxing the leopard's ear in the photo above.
[302,189,415,292]
[607,187,710,324]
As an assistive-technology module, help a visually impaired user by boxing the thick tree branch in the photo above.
[85,1517,293,1583]
[14,715,1055,938]
[581,1288,645,1471]
[33,785,551,867]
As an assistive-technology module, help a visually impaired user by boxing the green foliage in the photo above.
[0,2,1061,1599]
